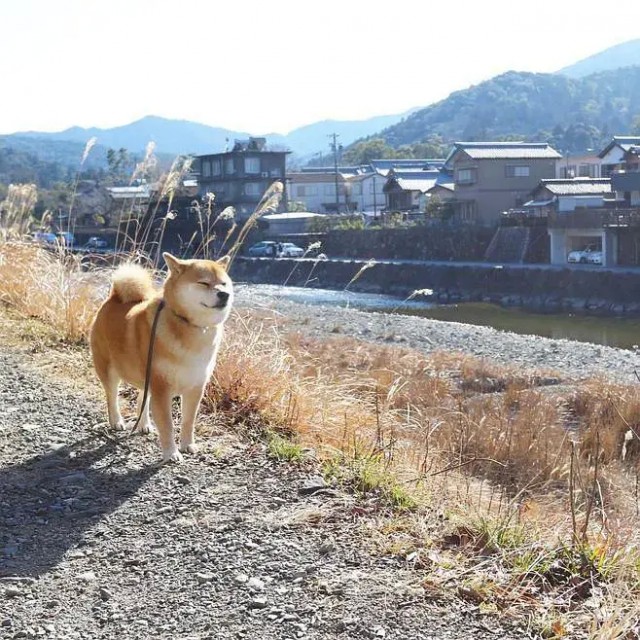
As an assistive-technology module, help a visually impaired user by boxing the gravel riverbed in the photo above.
[234,283,640,384]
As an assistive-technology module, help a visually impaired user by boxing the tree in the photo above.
[342,138,397,164]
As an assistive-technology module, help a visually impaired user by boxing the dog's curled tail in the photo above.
[110,263,156,304]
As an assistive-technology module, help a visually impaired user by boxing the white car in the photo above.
[586,251,603,265]
[279,242,304,257]
[567,246,600,264]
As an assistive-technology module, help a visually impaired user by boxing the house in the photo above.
[540,136,640,266]
[261,211,326,236]
[287,170,353,213]
[383,169,449,212]
[598,136,640,177]
[611,171,640,207]
[556,153,602,179]
[349,171,386,214]
[368,158,444,177]
[193,137,289,221]
[525,178,614,215]
[443,142,562,225]
[523,179,616,265]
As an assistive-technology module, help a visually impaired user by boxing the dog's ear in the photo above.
[216,254,231,271]
[163,252,185,274]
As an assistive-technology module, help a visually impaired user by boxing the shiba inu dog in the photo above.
[90,253,233,462]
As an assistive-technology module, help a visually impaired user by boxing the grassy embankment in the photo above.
[2,151,640,638]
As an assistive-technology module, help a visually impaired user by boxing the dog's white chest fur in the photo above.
[160,332,221,393]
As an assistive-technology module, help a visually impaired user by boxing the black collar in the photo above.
[165,301,209,331]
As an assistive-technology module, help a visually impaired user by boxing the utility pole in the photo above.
[329,133,341,214]
[372,175,377,220]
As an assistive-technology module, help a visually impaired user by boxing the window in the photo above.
[456,168,475,184]
[505,165,530,178]
[244,157,260,174]
[202,161,211,178]
[211,160,221,176]
[458,201,476,221]
[578,163,599,178]
[244,182,260,196]
[224,159,235,175]
[295,185,318,197]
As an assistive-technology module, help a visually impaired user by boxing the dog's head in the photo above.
[162,252,233,328]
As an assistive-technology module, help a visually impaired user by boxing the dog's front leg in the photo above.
[179,386,205,454]
[150,383,181,463]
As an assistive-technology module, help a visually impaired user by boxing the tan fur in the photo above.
[90,253,233,462]
[110,263,156,303]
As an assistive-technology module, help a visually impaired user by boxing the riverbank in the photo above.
[231,257,640,317]
[234,283,640,384]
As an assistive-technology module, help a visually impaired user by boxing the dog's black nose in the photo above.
[217,290,230,304]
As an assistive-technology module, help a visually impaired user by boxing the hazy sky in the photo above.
[2,0,639,136]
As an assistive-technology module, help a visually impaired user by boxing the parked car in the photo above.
[248,241,278,257]
[85,236,108,249]
[586,251,603,265]
[567,245,600,264]
[278,242,304,258]
[32,232,58,245]
[56,231,75,246]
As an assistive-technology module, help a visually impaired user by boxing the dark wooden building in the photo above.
[193,137,289,221]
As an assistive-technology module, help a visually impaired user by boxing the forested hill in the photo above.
[373,67,640,153]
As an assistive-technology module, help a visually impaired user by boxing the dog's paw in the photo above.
[110,418,126,431]
[137,421,156,435]
[162,448,184,464]
[179,441,198,455]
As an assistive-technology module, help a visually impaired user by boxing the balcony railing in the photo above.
[548,208,640,229]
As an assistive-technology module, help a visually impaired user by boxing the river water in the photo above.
[249,285,640,351]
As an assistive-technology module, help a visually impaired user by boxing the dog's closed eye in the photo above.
[197,281,210,287]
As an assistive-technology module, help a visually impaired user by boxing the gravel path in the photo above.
[234,284,640,384]
[0,346,525,640]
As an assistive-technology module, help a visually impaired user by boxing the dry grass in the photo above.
[0,241,103,342]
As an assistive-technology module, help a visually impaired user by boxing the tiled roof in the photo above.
[288,172,346,184]
[300,166,364,176]
[446,142,562,163]
[385,170,442,193]
[539,178,612,196]
[598,136,640,158]
[263,211,325,220]
[370,158,444,176]
[612,136,640,150]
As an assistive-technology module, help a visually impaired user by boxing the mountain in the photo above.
[277,113,415,157]
[8,112,411,163]
[14,116,251,158]
[558,39,640,78]
[367,66,640,153]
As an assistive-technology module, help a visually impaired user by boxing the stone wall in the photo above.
[230,258,640,316]
[320,226,495,261]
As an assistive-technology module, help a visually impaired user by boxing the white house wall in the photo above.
[557,195,604,212]
[600,147,626,165]
[350,175,387,212]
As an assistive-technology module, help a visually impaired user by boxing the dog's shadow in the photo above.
[0,435,160,578]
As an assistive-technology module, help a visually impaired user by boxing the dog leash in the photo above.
[129,299,166,435]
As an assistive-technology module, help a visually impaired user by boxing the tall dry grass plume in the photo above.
[0,183,39,240]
